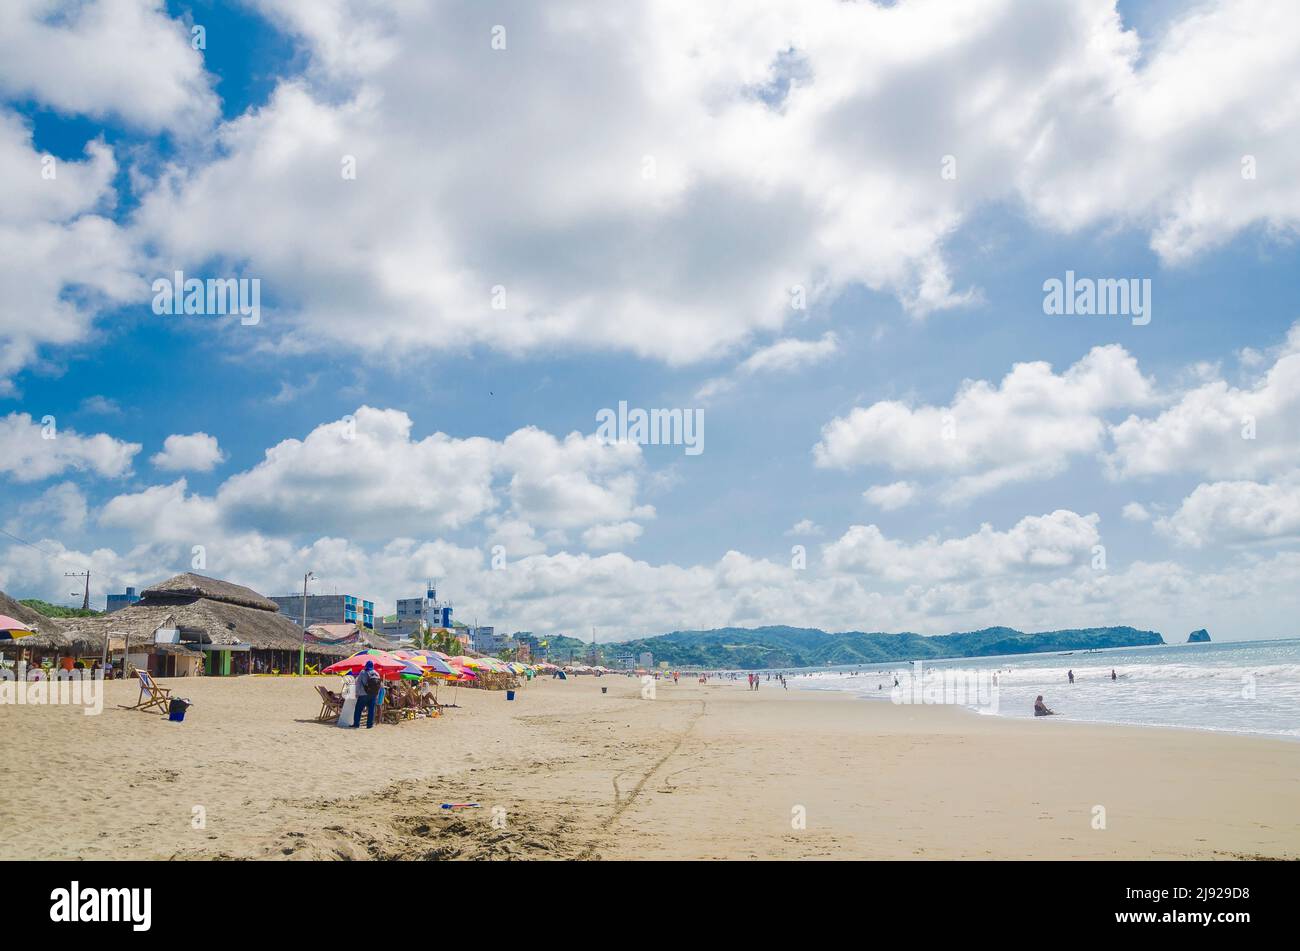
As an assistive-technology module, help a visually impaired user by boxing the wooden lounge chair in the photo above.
[315,685,343,722]
[122,669,172,715]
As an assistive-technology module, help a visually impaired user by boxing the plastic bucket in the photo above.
[601,687,608,694]
[506,690,516,701]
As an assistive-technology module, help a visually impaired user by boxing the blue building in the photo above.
[105,586,140,613]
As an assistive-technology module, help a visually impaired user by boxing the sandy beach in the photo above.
[2,675,1296,861]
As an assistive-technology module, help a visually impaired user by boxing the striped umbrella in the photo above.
[0,614,35,641]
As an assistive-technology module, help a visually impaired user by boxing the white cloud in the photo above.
[581,521,645,552]
[110,0,1300,372]
[785,518,823,537]
[100,407,653,548]
[864,481,917,511]
[0,0,217,133]
[822,510,1102,583]
[0,112,142,390]
[6,482,87,535]
[151,432,225,472]
[1106,324,1300,481]
[0,412,139,482]
[1157,479,1300,548]
[697,332,838,400]
[814,345,1153,501]
[1121,502,1151,522]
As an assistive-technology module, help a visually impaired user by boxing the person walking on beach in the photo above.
[1034,695,1055,717]
[353,660,381,729]
[1067,669,1075,684]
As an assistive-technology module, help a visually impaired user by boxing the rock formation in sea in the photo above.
[1187,628,1211,643]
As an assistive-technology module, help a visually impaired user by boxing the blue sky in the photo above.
[3,0,1300,641]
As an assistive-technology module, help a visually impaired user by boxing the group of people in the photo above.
[339,660,440,729]
[1035,667,1121,716]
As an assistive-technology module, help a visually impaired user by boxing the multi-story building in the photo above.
[379,583,454,642]
[638,651,653,669]
[105,586,141,613]
[515,632,540,661]
[470,626,505,654]
[270,593,375,630]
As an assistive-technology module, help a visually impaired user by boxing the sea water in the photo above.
[786,638,1300,739]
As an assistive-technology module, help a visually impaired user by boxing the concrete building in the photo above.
[470,626,504,654]
[269,593,375,630]
[638,651,653,669]
[380,583,453,641]
[105,586,141,613]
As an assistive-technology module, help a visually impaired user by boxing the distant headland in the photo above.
[606,625,1165,670]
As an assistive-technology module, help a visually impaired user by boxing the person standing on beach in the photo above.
[1067,669,1075,684]
[353,660,381,729]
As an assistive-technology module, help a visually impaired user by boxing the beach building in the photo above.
[105,586,140,612]
[270,592,375,630]
[0,590,75,663]
[470,626,503,653]
[379,583,454,641]
[55,573,353,676]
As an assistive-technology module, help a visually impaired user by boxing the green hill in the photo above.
[603,624,1163,669]
[19,599,101,619]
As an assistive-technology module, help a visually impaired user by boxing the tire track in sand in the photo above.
[576,698,707,859]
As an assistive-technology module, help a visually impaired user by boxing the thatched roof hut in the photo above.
[54,572,353,660]
[0,590,71,650]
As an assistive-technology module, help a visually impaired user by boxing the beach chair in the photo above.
[315,685,343,722]
[122,669,173,715]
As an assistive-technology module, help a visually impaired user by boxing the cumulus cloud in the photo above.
[863,481,917,511]
[1157,479,1300,548]
[814,345,1153,501]
[109,0,1300,373]
[785,518,824,537]
[151,432,225,472]
[821,510,1101,582]
[0,0,217,132]
[101,407,653,549]
[0,412,139,481]
[0,112,142,390]
[1106,323,1300,481]
[6,482,87,535]
[1121,502,1151,522]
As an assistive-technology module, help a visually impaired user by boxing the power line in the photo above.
[0,527,75,562]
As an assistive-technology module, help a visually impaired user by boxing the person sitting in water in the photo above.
[1033,695,1055,717]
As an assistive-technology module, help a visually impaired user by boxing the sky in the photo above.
[2,0,1300,643]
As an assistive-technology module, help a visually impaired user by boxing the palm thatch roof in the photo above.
[0,590,69,649]
[18,572,353,657]
[139,572,280,611]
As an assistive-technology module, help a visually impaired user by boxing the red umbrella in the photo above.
[323,650,421,681]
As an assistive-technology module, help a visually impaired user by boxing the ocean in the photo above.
[785,638,1300,739]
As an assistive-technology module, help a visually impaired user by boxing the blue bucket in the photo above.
[506,690,516,701]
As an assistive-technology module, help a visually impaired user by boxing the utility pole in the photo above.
[65,570,90,611]
[298,571,315,675]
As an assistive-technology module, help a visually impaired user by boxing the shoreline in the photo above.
[790,680,1300,743]
[3,675,1297,860]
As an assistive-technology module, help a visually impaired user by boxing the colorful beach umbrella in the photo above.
[0,615,35,641]
[323,650,423,681]
[392,650,456,677]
